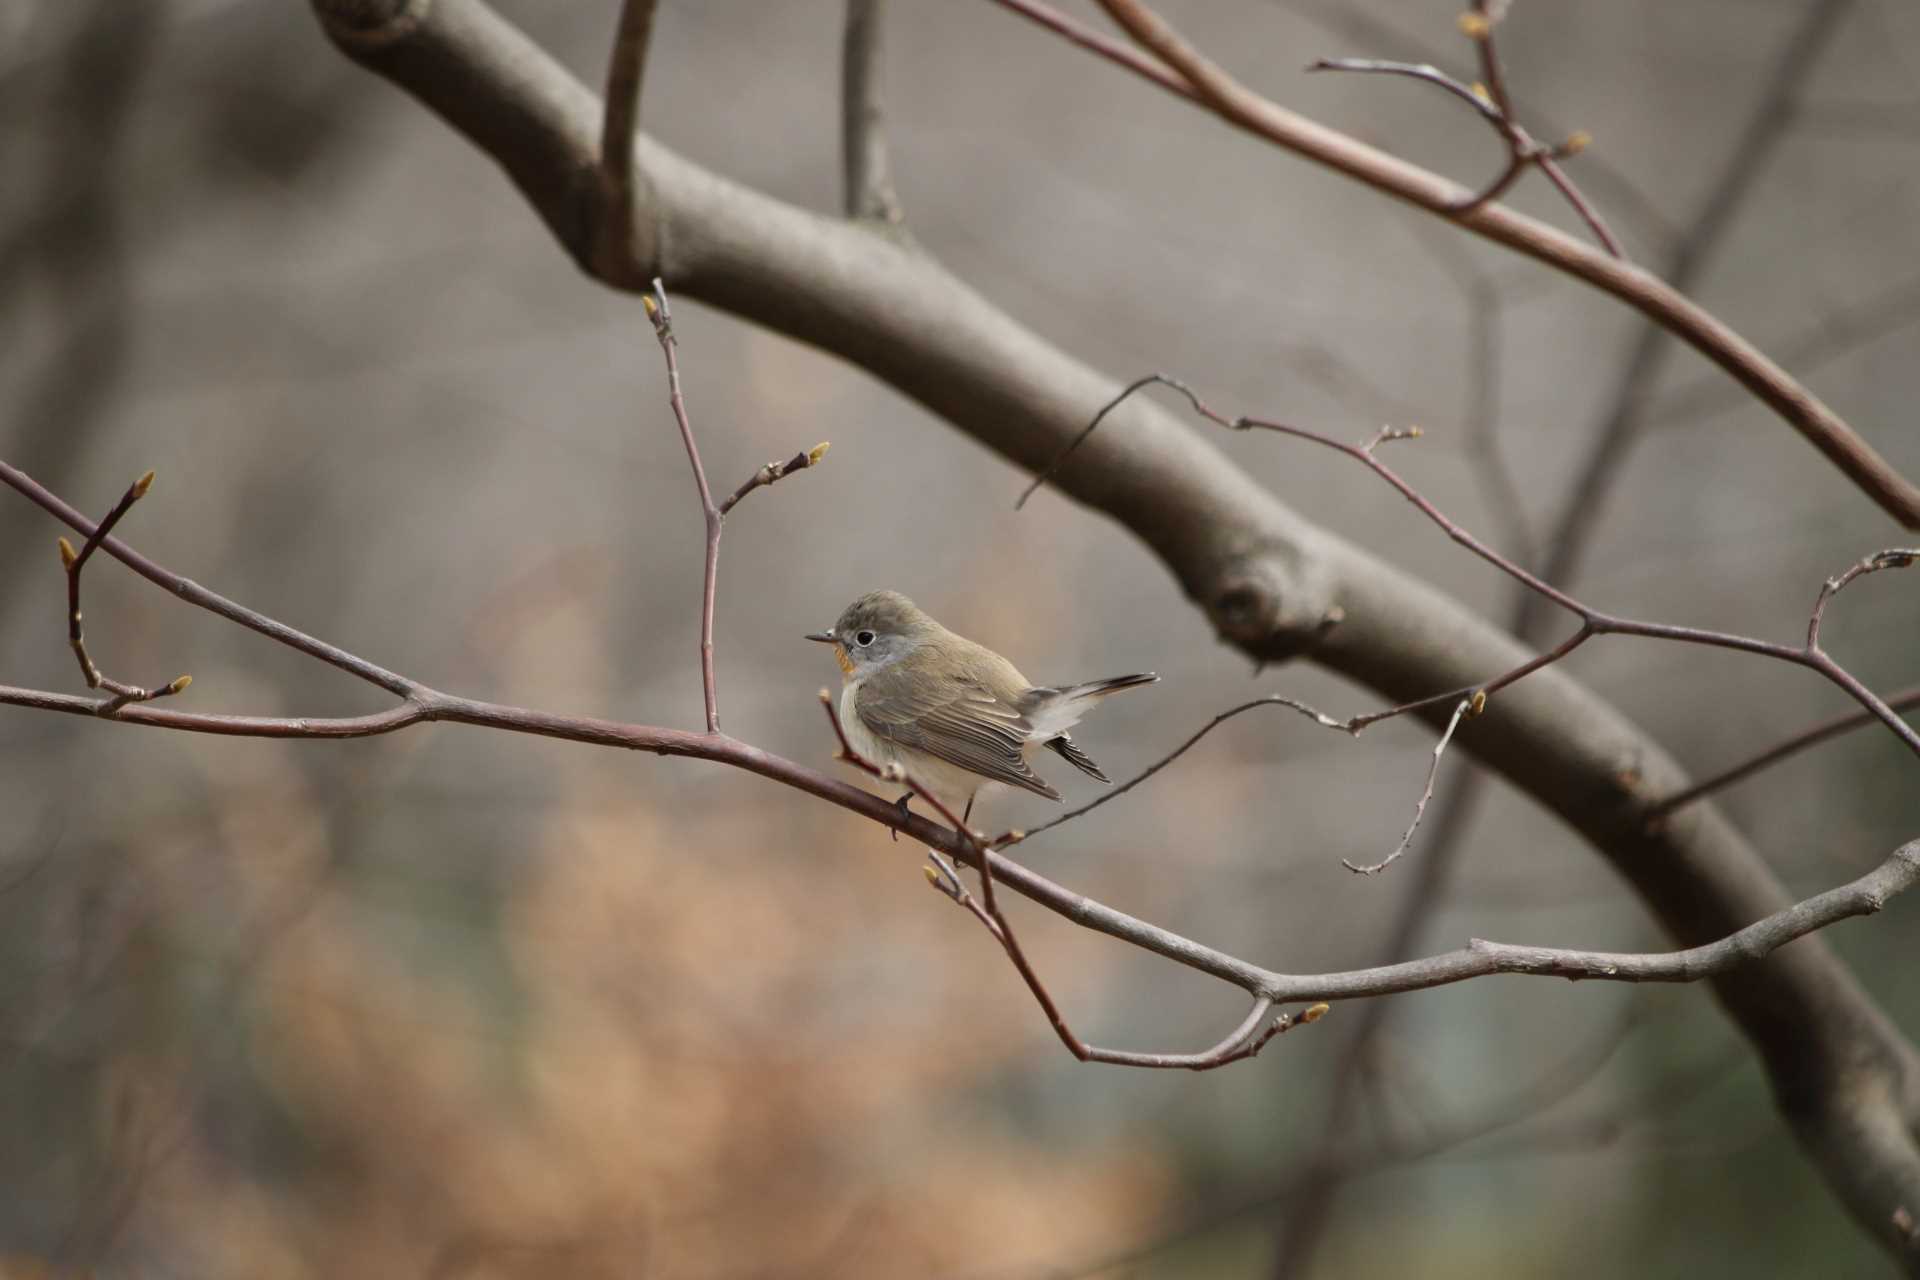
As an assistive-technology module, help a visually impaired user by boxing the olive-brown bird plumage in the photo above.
[807,590,1157,811]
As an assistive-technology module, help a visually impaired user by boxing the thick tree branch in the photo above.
[295,0,1920,1255]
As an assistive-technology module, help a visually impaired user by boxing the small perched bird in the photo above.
[807,590,1158,824]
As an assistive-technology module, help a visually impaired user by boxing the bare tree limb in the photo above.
[1340,697,1471,876]
[842,0,904,225]
[1274,0,1679,250]
[1304,43,1619,256]
[56,470,191,711]
[990,0,1920,528]
[821,691,1329,1069]
[1027,374,1920,766]
[7,460,1918,1020]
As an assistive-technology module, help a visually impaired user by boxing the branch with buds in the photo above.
[56,469,190,713]
[6,304,1915,1078]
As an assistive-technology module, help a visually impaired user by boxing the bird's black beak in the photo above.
[804,630,835,644]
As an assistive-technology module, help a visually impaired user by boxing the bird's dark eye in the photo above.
[855,630,876,647]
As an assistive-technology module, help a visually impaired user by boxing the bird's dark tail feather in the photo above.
[1045,733,1112,783]
[1034,674,1157,784]
[1060,672,1159,700]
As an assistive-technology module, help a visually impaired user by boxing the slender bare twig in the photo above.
[1305,57,1502,125]
[5,658,1916,1005]
[996,683,1476,875]
[1275,0,1680,249]
[1462,1,1513,113]
[1650,685,1920,820]
[717,443,831,517]
[996,693,1347,847]
[9,456,1912,1042]
[1303,50,1615,252]
[1342,697,1472,875]
[640,279,828,733]
[842,0,904,224]
[1458,0,1623,254]
[642,281,722,732]
[985,0,1196,98]
[980,0,1920,528]
[56,471,190,713]
[819,691,1327,1070]
[1022,373,1920,770]
[1810,549,1918,650]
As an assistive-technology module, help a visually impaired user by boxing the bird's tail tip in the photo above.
[1078,672,1159,696]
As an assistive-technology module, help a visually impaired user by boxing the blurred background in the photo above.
[2,0,1918,1275]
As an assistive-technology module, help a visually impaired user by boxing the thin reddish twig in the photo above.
[818,689,1329,1070]
[1020,373,1920,776]
[1342,697,1473,875]
[3,398,1915,1068]
[642,279,828,733]
[983,0,1920,528]
[57,471,191,713]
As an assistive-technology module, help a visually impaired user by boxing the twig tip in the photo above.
[1302,1002,1330,1023]
[133,469,156,499]
[167,674,193,695]
[57,537,76,570]
[1457,11,1491,39]
[807,441,831,466]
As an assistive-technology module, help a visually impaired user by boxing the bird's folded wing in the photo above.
[855,669,1061,800]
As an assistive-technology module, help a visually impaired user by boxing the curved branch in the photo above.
[6,462,1916,1021]
[7,673,1916,1008]
[1054,0,1920,529]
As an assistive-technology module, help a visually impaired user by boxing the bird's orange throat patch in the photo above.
[834,645,855,676]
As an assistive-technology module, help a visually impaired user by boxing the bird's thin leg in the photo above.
[962,797,974,828]
[891,791,913,843]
